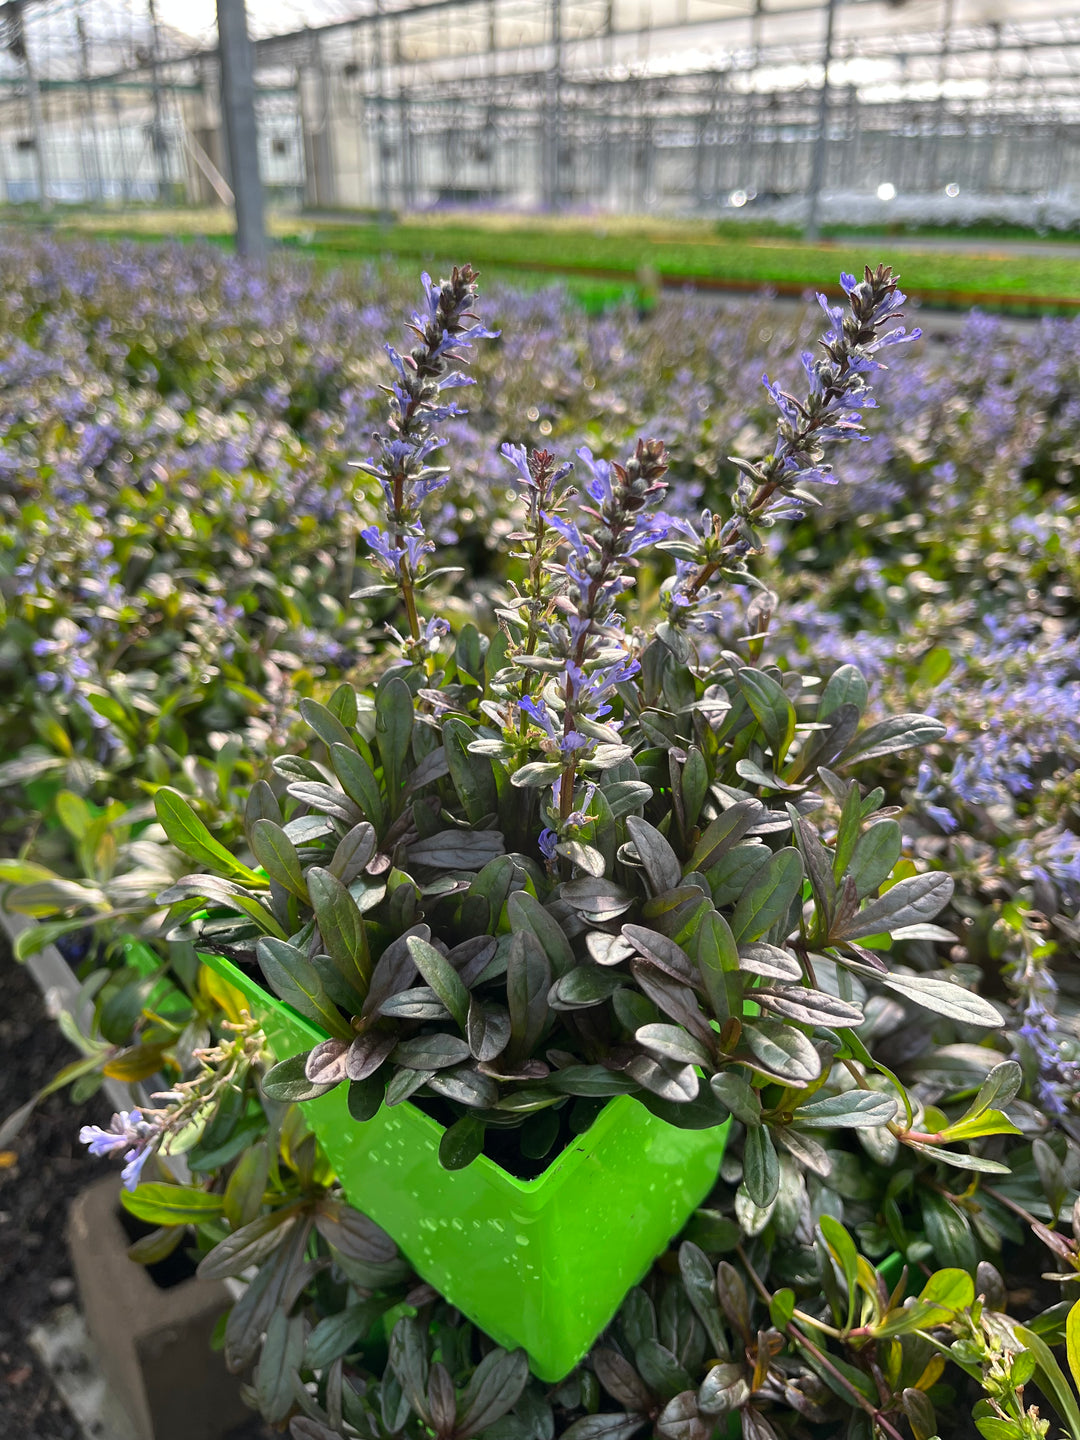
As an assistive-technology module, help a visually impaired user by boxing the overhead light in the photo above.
[876,181,896,201]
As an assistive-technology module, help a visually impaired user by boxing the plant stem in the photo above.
[736,1244,908,1440]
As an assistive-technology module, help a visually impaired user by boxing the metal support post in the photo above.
[2,1,50,209]
[147,0,170,198]
[544,0,562,208]
[216,0,266,263]
[75,0,103,201]
[373,1,391,215]
[931,0,955,189]
[804,0,837,241]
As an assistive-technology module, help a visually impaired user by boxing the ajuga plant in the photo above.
[149,261,1012,1180]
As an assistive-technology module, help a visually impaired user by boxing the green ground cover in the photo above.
[285,219,1080,305]
[10,205,1080,311]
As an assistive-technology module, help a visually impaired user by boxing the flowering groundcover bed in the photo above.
[0,233,1078,1440]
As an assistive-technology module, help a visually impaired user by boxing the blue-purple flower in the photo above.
[79,1109,161,1190]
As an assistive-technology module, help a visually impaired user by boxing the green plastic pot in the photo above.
[199,950,729,1382]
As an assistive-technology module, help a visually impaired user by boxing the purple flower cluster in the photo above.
[1008,962,1080,1118]
[79,1108,161,1190]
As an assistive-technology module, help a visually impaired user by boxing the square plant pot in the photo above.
[68,1175,251,1440]
[199,950,729,1382]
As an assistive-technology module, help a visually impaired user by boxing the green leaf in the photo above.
[678,1242,728,1357]
[551,966,625,1009]
[244,779,282,839]
[548,1065,639,1097]
[455,621,485,684]
[837,871,954,941]
[681,749,709,831]
[757,986,862,1028]
[789,810,836,919]
[794,1090,898,1129]
[819,664,868,722]
[394,1033,471,1070]
[635,1023,712,1068]
[694,909,741,1022]
[407,830,506,869]
[13,917,105,960]
[819,1215,860,1327]
[1014,1324,1080,1440]
[158,874,287,938]
[1033,1138,1069,1220]
[508,890,575,978]
[445,716,498,821]
[846,820,902,899]
[905,1140,1011,1173]
[0,752,65,787]
[327,683,359,727]
[126,1225,185,1267]
[940,1109,1023,1143]
[427,1065,499,1109]
[154,789,263,884]
[1066,1297,1080,1394]
[602,779,654,821]
[376,675,414,808]
[261,1052,339,1102]
[687,801,760,874]
[916,1268,975,1323]
[839,713,947,766]
[974,1418,1020,1440]
[300,697,355,751]
[250,819,308,899]
[55,789,93,840]
[743,1125,779,1209]
[867,968,1002,1028]
[328,822,378,884]
[0,858,64,886]
[635,1339,694,1405]
[330,743,386,829]
[769,1288,796,1330]
[307,866,371,995]
[916,646,952,689]
[406,935,470,1031]
[121,1183,224,1227]
[951,1059,1023,1127]
[347,1072,386,1122]
[921,1195,978,1271]
[439,1115,485,1171]
[742,1019,820,1085]
[901,1387,938,1440]
[737,668,796,765]
[731,847,803,943]
[306,1303,380,1370]
[709,1071,761,1126]
[256,936,353,1039]
[626,816,682,894]
[559,1416,649,1440]
[224,1141,270,1231]
[831,782,863,881]
[256,1310,306,1424]
[456,1349,531,1439]
[198,1209,296,1280]
[506,929,551,1063]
